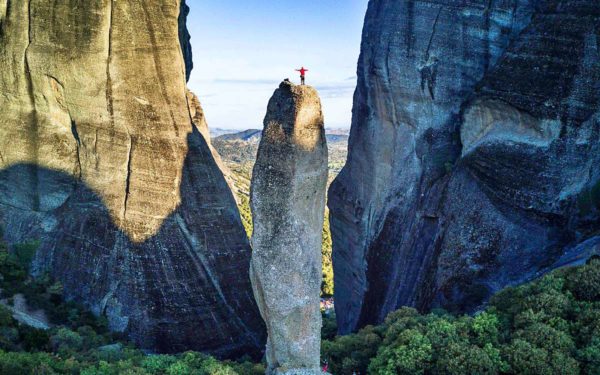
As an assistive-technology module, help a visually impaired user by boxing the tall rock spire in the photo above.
[250,80,328,374]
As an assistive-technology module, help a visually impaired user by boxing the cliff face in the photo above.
[0,0,265,356]
[329,0,600,334]
[250,81,328,374]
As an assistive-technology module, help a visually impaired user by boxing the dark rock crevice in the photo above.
[23,0,40,212]
[178,0,193,82]
[123,138,134,220]
[105,0,114,126]
[1,0,9,27]
[70,119,82,180]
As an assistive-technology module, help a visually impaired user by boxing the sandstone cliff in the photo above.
[329,0,600,334]
[250,81,328,374]
[0,0,264,356]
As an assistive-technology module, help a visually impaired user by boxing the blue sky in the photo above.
[185,0,368,130]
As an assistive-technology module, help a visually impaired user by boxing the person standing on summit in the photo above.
[296,66,309,85]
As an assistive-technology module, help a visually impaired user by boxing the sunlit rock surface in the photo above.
[251,81,328,374]
[0,0,265,356]
[329,0,600,334]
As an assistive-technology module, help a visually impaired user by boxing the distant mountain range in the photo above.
[208,128,243,137]
[215,129,262,142]
[213,128,349,144]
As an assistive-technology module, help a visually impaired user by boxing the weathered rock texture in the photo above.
[251,81,328,374]
[329,0,600,334]
[0,0,265,356]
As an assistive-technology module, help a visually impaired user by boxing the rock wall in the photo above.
[0,0,265,356]
[250,81,328,374]
[329,0,600,334]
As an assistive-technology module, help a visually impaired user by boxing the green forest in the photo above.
[1,230,599,374]
[322,258,600,374]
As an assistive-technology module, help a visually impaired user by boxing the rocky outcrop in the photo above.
[186,89,236,187]
[0,0,265,356]
[329,0,600,334]
[187,89,240,201]
[250,81,328,374]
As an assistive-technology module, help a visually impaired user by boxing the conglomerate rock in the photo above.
[0,0,265,356]
[329,0,600,334]
[250,81,328,374]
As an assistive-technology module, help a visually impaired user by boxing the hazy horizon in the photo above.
[185,0,368,130]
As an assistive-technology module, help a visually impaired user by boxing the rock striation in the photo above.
[250,81,328,374]
[329,0,600,334]
[0,0,265,356]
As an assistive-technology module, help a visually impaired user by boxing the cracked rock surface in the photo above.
[251,81,328,375]
[329,0,600,334]
[0,0,265,356]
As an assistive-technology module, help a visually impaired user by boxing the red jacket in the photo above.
[296,67,308,76]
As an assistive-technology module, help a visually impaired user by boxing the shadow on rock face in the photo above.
[0,126,266,359]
